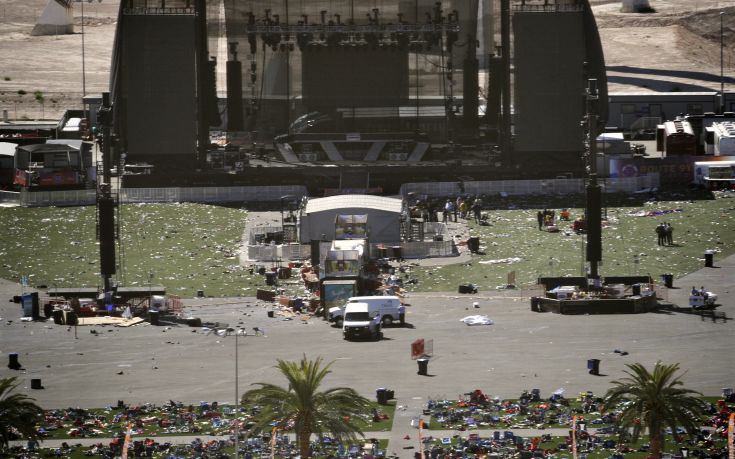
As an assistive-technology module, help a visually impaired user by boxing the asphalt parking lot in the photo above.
[2,253,733,411]
[1,253,733,456]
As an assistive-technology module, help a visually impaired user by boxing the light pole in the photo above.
[80,0,86,97]
[234,328,242,459]
[721,11,725,114]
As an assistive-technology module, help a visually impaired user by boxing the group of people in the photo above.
[655,222,674,246]
[443,196,484,223]
[409,195,485,224]
[691,286,709,299]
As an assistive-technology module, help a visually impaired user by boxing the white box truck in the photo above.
[342,302,382,341]
[328,295,405,327]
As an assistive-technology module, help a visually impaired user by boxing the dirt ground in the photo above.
[0,0,733,121]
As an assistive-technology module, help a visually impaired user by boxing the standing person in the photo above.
[472,196,483,224]
[665,222,673,245]
[443,199,452,223]
[655,223,664,246]
[537,210,544,230]
[453,196,460,222]
[459,198,468,219]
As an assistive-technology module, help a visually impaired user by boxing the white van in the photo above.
[328,295,405,327]
[342,302,382,341]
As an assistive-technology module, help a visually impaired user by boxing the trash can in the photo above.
[43,303,53,318]
[148,310,160,326]
[704,250,714,268]
[65,311,78,326]
[197,289,205,297]
[376,388,387,405]
[278,267,291,279]
[417,358,429,376]
[52,309,65,325]
[587,358,600,375]
[631,284,641,296]
[467,237,480,253]
[265,272,277,286]
[377,247,388,259]
[31,379,43,390]
[661,273,673,288]
[267,310,275,318]
[8,353,20,370]
[391,246,403,260]
[530,297,540,312]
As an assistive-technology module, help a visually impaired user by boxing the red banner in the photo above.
[411,339,425,360]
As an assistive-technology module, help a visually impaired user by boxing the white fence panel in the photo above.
[280,243,311,261]
[0,191,20,205]
[403,175,660,198]
[20,189,96,207]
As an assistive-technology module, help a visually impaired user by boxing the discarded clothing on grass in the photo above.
[630,209,683,217]
[478,257,521,265]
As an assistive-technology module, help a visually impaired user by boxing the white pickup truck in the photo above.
[328,296,405,327]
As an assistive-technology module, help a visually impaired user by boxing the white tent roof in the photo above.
[304,195,402,214]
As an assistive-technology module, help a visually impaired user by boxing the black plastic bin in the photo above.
[661,273,673,288]
[52,309,65,325]
[704,250,714,268]
[65,311,78,326]
[376,388,387,405]
[467,237,480,253]
[148,310,160,326]
[631,284,641,296]
[587,358,600,375]
[8,353,20,370]
[417,358,429,376]
[43,303,54,318]
[265,272,277,286]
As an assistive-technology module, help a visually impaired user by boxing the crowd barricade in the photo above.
[397,240,456,258]
[0,190,20,205]
[20,189,96,207]
[400,174,660,198]
[280,243,311,261]
[248,225,283,244]
[247,244,279,262]
[18,185,308,207]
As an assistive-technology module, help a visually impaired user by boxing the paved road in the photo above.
[1,253,733,458]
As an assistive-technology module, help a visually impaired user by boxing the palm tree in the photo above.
[602,362,706,459]
[0,377,45,451]
[241,355,373,458]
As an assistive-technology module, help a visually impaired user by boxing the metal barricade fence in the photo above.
[280,243,311,261]
[20,189,96,207]
[18,185,309,207]
[248,225,283,245]
[401,175,660,198]
[400,240,455,258]
[0,190,20,205]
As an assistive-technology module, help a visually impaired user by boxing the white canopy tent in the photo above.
[299,195,403,244]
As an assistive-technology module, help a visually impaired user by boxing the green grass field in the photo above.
[404,192,735,293]
[0,192,733,297]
